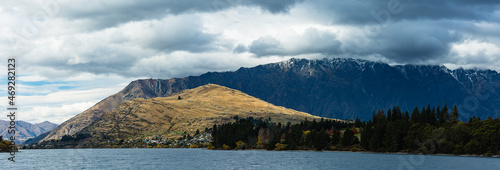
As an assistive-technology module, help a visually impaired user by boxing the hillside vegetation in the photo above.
[75,84,325,144]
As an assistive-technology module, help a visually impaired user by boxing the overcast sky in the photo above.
[1,0,500,124]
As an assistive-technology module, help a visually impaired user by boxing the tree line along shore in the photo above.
[18,104,500,157]
[209,104,500,157]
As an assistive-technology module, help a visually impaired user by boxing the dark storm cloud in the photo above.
[353,21,464,63]
[55,0,500,64]
[306,0,500,25]
[59,0,304,29]
[246,0,305,13]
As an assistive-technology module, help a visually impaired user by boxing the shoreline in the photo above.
[325,150,500,158]
[14,147,500,158]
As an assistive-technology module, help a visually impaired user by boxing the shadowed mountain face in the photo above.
[37,58,500,143]
[79,84,324,141]
[118,58,500,120]
[0,120,58,144]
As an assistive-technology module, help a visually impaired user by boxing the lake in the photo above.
[1,149,499,169]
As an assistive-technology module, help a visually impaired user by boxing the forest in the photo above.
[0,136,17,152]
[210,104,500,156]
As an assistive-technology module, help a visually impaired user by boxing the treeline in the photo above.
[363,104,500,155]
[0,136,18,152]
[211,105,500,156]
[210,116,353,151]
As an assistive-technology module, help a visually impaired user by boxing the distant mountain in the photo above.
[78,84,324,142]
[36,58,500,143]
[0,120,58,144]
[35,121,58,132]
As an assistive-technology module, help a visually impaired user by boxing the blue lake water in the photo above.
[1,148,499,169]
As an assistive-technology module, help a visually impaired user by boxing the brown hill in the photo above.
[80,84,327,140]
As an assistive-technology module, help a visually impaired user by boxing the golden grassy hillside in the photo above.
[82,84,329,140]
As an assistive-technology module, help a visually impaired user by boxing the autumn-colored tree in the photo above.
[256,139,264,149]
[275,143,287,151]
[222,144,231,150]
[236,141,246,150]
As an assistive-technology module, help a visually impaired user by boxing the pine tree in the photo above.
[410,107,420,124]
[355,117,362,127]
[361,121,373,150]
[451,105,459,121]
[430,107,437,126]
[314,128,330,150]
[424,104,432,125]
[341,128,355,146]
[392,107,402,121]
[436,106,441,124]
[331,130,341,146]
[421,106,428,124]
[439,104,449,125]
[404,111,410,121]
[387,108,392,122]
[371,110,386,150]
[212,124,218,149]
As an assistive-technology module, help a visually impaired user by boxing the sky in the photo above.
[1,0,500,124]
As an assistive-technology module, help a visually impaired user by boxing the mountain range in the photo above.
[32,58,500,143]
[0,120,58,144]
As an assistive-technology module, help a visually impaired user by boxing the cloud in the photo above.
[249,36,282,56]
[447,40,500,71]
[17,14,226,78]
[18,87,121,106]
[249,28,342,57]
[130,51,288,79]
[13,101,100,124]
[139,16,220,53]
[56,0,304,30]
[0,83,127,124]
[233,44,249,53]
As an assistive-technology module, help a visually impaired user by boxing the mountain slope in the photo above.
[0,120,58,144]
[38,58,500,142]
[37,80,172,142]
[79,84,324,140]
